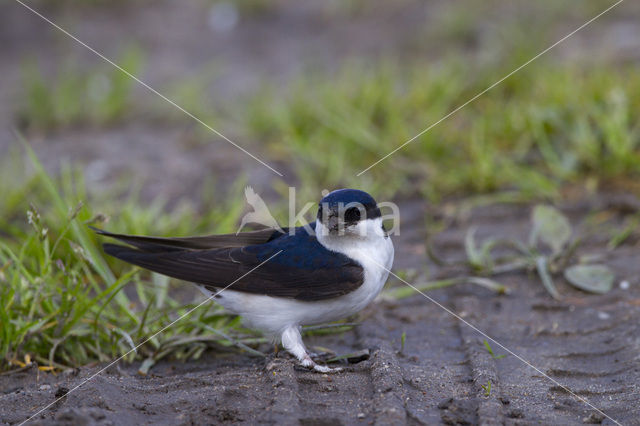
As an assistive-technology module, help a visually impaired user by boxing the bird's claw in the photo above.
[312,364,342,373]
[301,355,342,373]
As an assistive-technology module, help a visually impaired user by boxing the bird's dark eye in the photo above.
[344,207,361,223]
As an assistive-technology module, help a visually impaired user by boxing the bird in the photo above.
[94,188,394,373]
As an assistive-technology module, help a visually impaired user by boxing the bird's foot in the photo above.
[301,355,342,374]
[281,326,342,373]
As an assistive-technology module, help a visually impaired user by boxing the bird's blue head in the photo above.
[316,189,382,235]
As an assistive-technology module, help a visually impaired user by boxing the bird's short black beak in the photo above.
[327,214,341,233]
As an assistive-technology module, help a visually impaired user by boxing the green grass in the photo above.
[247,61,640,201]
[481,380,492,397]
[18,47,143,132]
[0,146,261,372]
[483,340,506,360]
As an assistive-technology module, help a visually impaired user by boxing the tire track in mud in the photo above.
[355,297,479,425]
[534,298,640,425]
[365,340,407,425]
[268,292,480,425]
[444,276,640,425]
[455,296,504,426]
[263,326,401,425]
[265,358,301,424]
[427,201,640,425]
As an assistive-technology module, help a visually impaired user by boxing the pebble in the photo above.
[619,280,630,290]
[39,384,51,391]
[597,311,610,320]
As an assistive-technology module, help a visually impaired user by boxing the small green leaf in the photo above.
[467,277,508,295]
[481,380,492,397]
[483,339,506,359]
[465,227,483,269]
[531,205,572,255]
[138,357,155,375]
[564,264,614,294]
[536,256,561,300]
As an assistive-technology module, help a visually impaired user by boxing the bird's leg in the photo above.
[281,326,342,373]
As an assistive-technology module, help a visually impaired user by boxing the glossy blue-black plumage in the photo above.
[319,189,377,209]
[101,222,364,301]
[244,223,350,270]
[97,188,385,301]
[317,189,381,223]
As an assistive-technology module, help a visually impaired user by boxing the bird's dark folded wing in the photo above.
[92,226,286,252]
[102,241,364,301]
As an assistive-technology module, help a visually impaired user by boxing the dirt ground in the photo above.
[1,1,640,425]
[1,198,639,425]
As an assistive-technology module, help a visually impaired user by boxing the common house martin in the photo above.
[95,189,394,373]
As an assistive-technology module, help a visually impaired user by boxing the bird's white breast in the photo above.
[202,218,394,336]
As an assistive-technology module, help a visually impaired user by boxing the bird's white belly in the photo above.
[199,232,394,336]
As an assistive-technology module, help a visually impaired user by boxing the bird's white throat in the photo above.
[315,217,394,312]
[315,217,392,268]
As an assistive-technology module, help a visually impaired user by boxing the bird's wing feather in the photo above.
[101,231,364,301]
[91,226,286,252]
